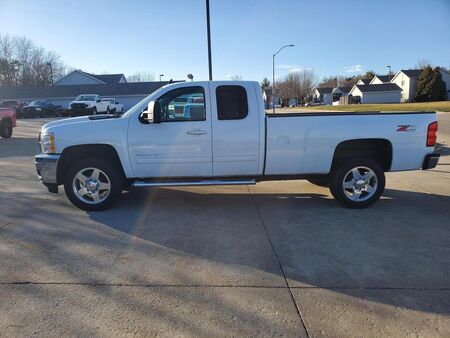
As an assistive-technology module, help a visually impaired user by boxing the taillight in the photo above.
[426,121,438,147]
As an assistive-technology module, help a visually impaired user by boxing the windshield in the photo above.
[75,95,96,101]
[122,85,168,118]
[29,100,42,105]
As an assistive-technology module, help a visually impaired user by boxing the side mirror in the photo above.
[140,101,161,124]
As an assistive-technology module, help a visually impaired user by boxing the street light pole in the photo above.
[159,74,164,81]
[205,0,213,80]
[272,44,294,114]
[46,62,53,85]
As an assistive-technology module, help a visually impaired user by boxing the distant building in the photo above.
[0,69,181,110]
[370,74,393,84]
[53,69,127,86]
[332,86,352,104]
[356,78,372,85]
[391,68,450,102]
[313,87,333,105]
[348,83,402,104]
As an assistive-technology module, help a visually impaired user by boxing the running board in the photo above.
[132,179,256,188]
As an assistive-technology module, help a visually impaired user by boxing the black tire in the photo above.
[63,157,123,211]
[0,119,13,138]
[92,107,97,115]
[329,157,385,209]
[106,106,110,114]
[307,177,329,187]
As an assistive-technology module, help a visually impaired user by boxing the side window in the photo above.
[216,85,248,120]
[157,86,206,122]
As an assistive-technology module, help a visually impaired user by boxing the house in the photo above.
[53,69,128,86]
[389,69,422,102]
[356,78,371,85]
[370,74,393,84]
[391,68,450,102]
[348,83,402,104]
[0,82,172,111]
[313,87,333,105]
[332,86,352,104]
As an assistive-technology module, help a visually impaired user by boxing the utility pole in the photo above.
[272,44,294,114]
[387,65,392,81]
[206,0,213,80]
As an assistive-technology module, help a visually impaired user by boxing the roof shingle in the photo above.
[355,83,402,93]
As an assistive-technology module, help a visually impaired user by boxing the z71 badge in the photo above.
[397,125,416,132]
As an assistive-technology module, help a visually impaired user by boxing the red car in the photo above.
[0,106,16,138]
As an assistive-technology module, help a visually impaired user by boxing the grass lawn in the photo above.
[291,101,450,112]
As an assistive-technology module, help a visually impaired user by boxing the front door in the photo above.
[128,85,213,178]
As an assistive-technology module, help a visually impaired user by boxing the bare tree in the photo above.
[415,58,432,69]
[126,71,155,82]
[0,33,68,86]
[230,74,242,80]
[278,70,318,105]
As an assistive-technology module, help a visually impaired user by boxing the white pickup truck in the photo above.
[35,81,440,211]
[69,94,111,116]
[101,98,124,114]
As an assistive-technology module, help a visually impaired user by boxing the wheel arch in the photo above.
[331,138,393,172]
[57,144,126,185]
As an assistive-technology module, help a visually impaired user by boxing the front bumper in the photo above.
[35,154,60,187]
[422,153,440,170]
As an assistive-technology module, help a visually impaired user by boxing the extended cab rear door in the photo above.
[209,82,262,176]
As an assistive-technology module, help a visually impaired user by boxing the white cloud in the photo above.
[276,64,303,73]
[344,64,363,73]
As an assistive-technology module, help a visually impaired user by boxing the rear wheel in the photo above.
[63,158,123,211]
[0,119,13,138]
[329,158,385,208]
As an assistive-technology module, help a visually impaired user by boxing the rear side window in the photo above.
[216,85,248,120]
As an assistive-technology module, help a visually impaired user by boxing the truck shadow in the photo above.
[85,186,450,314]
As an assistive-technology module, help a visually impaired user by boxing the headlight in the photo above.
[40,132,55,153]
[36,107,42,111]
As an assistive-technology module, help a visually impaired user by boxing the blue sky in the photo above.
[1,0,449,82]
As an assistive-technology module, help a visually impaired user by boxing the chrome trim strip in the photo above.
[132,179,256,187]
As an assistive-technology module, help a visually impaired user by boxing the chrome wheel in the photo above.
[342,166,378,202]
[72,167,111,204]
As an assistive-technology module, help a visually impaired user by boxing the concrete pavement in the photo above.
[0,113,449,337]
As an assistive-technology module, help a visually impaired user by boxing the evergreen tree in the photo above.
[415,66,446,102]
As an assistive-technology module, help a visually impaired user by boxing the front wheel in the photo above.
[0,120,13,138]
[63,158,123,211]
[329,158,385,209]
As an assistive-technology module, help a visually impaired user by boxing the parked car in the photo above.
[304,100,324,107]
[35,81,439,211]
[101,98,124,114]
[0,100,25,117]
[69,94,110,116]
[22,100,62,118]
[0,106,16,138]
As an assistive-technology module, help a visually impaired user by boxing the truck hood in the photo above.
[41,115,122,133]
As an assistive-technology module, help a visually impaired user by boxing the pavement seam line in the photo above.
[246,185,311,338]
[1,282,449,291]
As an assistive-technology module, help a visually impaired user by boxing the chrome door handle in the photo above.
[187,130,208,135]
